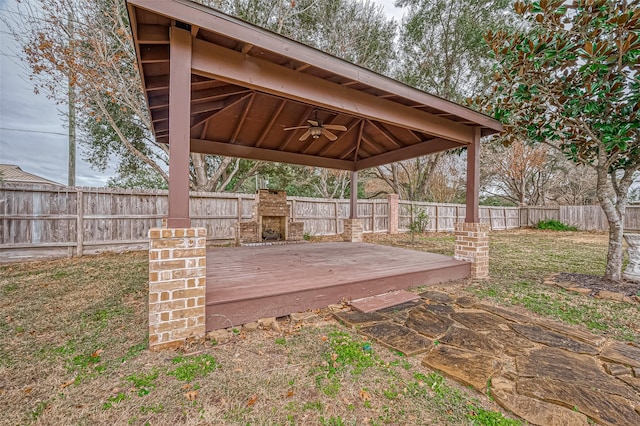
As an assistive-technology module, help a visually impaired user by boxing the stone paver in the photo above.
[510,323,599,354]
[358,321,432,356]
[343,289,640,426]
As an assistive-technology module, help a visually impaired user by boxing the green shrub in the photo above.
[536,219,577,231]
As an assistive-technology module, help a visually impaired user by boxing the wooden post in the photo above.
[434,204,439,232]
[167,26,192,228]
[465,127,481,223]
[76,189,84,257]
[350,171,358,219]
[334,200,340,234]
[371,200,376,233]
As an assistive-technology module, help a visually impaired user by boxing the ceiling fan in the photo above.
[284,112,347,142]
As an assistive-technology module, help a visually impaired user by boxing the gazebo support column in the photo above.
[343,171,363,242]
[148,27,207,351]
[455,128,489,279]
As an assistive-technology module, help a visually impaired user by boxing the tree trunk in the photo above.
[604,217,624,281]
[595,155,624,282]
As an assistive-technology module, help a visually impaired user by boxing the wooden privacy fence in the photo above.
[3,182,640,261]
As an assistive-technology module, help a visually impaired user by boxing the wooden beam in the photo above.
[317,119,360,157]
[190,38,475,144]
[355,139,462,171]
[255,99,286,148]
[168,26,192,228]
[353,120,364,161]
[465,127,481,223]
[191,139,355,171]
[366,120,403,148]
[350,171,358,219]
[229,93,255,143]
[191,85,251,103]
[190,93,253,129]
[140,45,170,63]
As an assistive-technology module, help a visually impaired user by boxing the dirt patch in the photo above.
[553,273,640,297]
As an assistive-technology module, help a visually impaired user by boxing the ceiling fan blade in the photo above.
[323,125,347,131]
[299,129,312,141]
[322,129,338,141]
[307,120,319,126]
[284,126,309,131]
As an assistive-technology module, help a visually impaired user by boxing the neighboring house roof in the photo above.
[0,164,64,186]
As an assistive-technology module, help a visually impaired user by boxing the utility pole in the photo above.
[68,12,76,187]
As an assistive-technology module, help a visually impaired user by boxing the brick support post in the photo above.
[454,222,489,280]
[342,218,363,242]
[387,194,399,235]
[148,228,207,351]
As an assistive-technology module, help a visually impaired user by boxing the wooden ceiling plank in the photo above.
[255,99,286,148]
[191,139,355,170]
[295,63,311,72]
[229,93,255,144]
[355,139,462,170]
[137,24,169,43]
[278,106,314,150]
[190,93,252,128]
[145,75,170,91]
[317,119,360,157]
[361,136,384,155]
[191,38,475,144]
[366,120,403,148]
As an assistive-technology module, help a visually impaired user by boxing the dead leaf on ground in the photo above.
[286,390,294,398]
[60,379,75,389]
[181,384,192,390]
[185,390,198,401]
[24,387,33,394]
[91,348,104,358]
[247,394,258,406]
[359,389,371,401]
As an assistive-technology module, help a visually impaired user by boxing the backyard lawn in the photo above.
[1,229,638,425]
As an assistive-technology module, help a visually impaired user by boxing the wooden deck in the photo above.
[205,242,470,330]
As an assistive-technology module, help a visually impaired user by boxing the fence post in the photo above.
[335,200,340,234]
[519,206,528,228]
[371,201,376,233]
[434,204,439,232]
[76,189,84,257]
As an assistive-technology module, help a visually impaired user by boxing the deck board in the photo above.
[205,242,469,330]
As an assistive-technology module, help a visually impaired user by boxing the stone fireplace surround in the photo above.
[236,189,304,244]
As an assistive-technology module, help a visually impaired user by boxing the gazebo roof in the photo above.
[127,0,502,172]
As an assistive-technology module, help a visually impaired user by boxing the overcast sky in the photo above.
[0,0,404,187]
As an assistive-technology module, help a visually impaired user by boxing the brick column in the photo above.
[387,194,399,235]
[148,228,207,351]
[343,218,363,242]
[454,222,489,280]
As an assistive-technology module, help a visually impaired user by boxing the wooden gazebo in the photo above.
[126,0,502,350]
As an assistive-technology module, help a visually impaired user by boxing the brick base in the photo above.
[343,219,363,242]
[148,228,207,351]
[454,222,489,279]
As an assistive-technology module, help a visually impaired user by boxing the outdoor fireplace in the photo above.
[236,189,304,244]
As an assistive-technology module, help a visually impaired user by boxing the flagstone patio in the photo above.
[334,291,640,426]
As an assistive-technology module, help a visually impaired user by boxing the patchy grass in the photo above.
[0,250,517,425]
[2,228,635,424]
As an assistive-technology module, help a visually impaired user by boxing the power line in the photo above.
[0,127,66,136]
